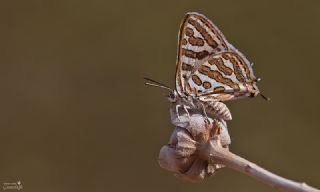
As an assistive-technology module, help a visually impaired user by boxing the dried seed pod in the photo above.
[158,108,231,182]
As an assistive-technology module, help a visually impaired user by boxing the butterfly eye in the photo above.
[168,92,177,102]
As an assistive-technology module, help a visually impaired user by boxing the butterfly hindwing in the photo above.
[186,52,258,101]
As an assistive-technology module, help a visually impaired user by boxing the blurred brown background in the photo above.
[0,0,319,191]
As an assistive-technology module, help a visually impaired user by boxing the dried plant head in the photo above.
[158,107,231,182]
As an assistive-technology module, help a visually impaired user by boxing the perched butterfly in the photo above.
[145,12,268,121]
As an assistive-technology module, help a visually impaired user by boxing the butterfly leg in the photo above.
[175,104,191,120]
[201,103,210,126]
[183,105,191,118]
[171,104,190,128]
[175,105,182,121]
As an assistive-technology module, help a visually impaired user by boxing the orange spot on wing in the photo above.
[191,75,202,86]
[202,81,212,89]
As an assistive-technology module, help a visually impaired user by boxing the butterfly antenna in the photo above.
[144,77,172,91]
[260,93,270,101]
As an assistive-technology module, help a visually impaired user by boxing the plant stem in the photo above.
[206,139,320,192]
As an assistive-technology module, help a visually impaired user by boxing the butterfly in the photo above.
[145,12,268,121]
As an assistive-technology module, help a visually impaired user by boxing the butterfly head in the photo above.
[168,90,179,103]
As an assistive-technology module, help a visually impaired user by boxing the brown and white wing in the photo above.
[175,12,230,95]
[186,51,259,102]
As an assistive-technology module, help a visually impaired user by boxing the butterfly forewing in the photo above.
[175,12,230,95]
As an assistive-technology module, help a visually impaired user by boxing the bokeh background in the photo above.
[1,0,319,191]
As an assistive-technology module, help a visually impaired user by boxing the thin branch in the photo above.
[205,139,320,192]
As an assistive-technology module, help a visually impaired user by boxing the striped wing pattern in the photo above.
[175,12,259,101]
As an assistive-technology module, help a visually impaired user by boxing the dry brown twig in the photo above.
[158,106,320,192]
